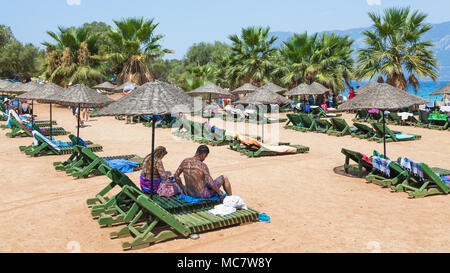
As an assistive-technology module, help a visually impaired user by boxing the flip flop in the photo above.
[258,213,271,223]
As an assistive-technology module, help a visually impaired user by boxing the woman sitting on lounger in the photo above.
[140,146,172,194]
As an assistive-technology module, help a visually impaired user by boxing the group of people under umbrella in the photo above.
[0,77,434,197]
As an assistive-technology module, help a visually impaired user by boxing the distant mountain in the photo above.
[269,21,450,81]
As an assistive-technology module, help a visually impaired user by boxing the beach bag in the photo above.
[157,179,182,197]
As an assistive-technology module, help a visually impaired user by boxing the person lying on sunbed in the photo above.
[140,146,172,194]
[174,145,232,199]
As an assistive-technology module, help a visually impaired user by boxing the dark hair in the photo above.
[196,145,210,155]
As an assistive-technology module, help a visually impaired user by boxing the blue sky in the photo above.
[2,0,450,59]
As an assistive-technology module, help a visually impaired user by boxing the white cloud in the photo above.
[366,0,381,6]
[67,0,81,6]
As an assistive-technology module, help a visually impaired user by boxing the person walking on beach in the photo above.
[174,145,232,199]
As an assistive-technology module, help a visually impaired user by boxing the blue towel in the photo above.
[54,140,69,148]
[395,133,415,140]
[71,137,87,147]
[441,176,450,185]
[103,159,139,173]
[177,194,226,204]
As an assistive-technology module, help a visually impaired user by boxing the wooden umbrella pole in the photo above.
[77,103,81,146]
[150,115,156,199]
[31,100,34,124]
[382,110,387,158]
[208,93,211,123]
[49,103,52,139]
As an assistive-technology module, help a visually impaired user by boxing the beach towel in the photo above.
[368,109,379,114]
[103,158,139,174]
[71,137,87,147]
[362,154,372,165]
[208,204,236,216]
[32,130,61,153]
[223,196,248,210]
[177,193,225,204]
[394,133,416,140]
[441,176,450,185]
[400,157,423,180]
[157,178,182,197]
[372,156,392,176]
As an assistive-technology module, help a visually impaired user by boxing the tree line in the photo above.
[0,7,439,92]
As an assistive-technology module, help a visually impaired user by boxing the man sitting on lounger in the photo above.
[174,145,232,199]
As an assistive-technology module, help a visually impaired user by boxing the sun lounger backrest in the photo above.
[331,118,348,131]
[299,113,314,127]
[32,130,61,153]
[110,169,141,190]
[353,123,373,133]
[121,185,191,236]
[421,163,450,193]
[419,110,430,123]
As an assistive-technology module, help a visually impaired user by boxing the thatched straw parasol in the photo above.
[41,84,114,144]
[354,82,380,94]
[231,83,258,95]
[93,80,199,199]
[0,80,12,90]
[338,83,429,157]
[113,82,139,92]
[236,88,292,105]
[236,88,292,142]
[17,83,65,138]
[258,82,287,94]
[0,82,25,94]
[308,82,330,95]
[187,83,232,98]
[187,83,232,122]
[93,81,116,91]
[429,83,450,95]
[285,84,311,96]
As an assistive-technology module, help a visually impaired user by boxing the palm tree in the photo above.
[275,32,354,91]
[105,17,172,85]
[42,26,104,86]
[356,7,439,90]
[226,26,278,87]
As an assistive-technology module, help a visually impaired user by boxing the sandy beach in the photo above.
[0,94,449,253]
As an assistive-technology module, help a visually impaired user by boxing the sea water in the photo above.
[344,81,449,102]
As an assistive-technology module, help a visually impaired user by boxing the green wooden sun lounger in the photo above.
[352,109,369,122]
[110,185,259,250]
[297,114,317,132]
[414,110,432,128]
[351,122,375,139]
[88,169,223,227]
[314,119,332,133]
[369,122,421,143]
[365,160,411,188]
[229,137,309,158]
[387,112,402,125]
[312,107,342,118]
[53,147,144,179]
[341,148,374,178]
[19,134,103,157]
[284,114,303,130]
[327,118,353,137]
[5,118,67,138]
[389,161,450,198]
[427,113,449,130]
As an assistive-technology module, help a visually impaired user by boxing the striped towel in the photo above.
[372,156,392,176]
[400,157,423,180]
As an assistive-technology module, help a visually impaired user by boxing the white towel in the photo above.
[223,196,248,210]
[208,205,236,217]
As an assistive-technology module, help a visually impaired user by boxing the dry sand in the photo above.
[1,95,449,253]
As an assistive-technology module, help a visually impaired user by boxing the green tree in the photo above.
[105,17,172,85]
[0,41,40,79]
[356,7,439,90]
[184,41,230,66]
[275,32,354,91]
[227,26,278,87]
[42,26,105,86]
[0,25,14,49]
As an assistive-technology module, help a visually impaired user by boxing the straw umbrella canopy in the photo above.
[354,82,380,94]
[17,83,65,138]
[93,81,116,91]
[429,83,450,95]
[0,82,26,94]
[41,84,114,143]
[338,83,429,157]
[258,82,287,94]
[187,83,233,122]
[231,83,258,95]
[236,88,292,142]
[93,80,199,198]
[113,82,138,92]
[308,82,330,95]
[285,84,312,96]
[0,80,12,90]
